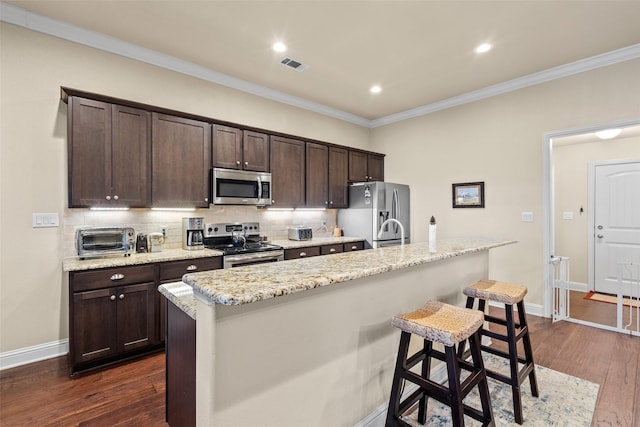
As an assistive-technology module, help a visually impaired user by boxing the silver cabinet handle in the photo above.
[119,294,124,300]
[204,197,209,202]
[186,264,198,271]
[330,201,333,205]
[244,161,249,166]
[329,248,336,253]
[236,160,241,165]
[300,252,307,257]
[597,234,604,238]
[106,195,111,200]
[110,295,116,301]
[110,273,124,281]
[351,245,357,250]
[113,195,119,200]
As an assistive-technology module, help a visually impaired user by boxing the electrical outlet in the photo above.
[161,226,167,237]
[321,220,327,227]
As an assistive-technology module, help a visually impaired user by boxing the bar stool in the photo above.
[459,280,539,425]
[386,301,494,427]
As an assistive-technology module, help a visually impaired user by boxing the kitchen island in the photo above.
[160,237,515,427]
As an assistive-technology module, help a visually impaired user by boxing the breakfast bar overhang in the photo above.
[181,238,515,426]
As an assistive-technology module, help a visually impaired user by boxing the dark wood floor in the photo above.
[1,309,640,426]
[570,289,640,332]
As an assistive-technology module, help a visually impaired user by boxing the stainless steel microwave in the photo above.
[76,227,136,259]
[211,168,272,206]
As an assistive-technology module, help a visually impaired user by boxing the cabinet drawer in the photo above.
[321,244,343,255]
[344,241,364,252]
[72,264,156,292]
[284,246,321,260]
[159,257,222,281]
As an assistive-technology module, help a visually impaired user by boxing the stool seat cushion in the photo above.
[463,279,528,305]
[391,301,484,347]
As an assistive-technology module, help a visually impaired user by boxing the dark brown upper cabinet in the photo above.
[270,136,305,208]
[212,125,269,172]
[67,97,151,208]
[328,147,349,208]
[348,151,385,182]
[151,113,211,208]
[306,144,349,208]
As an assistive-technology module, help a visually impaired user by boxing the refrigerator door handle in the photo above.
[392,188,400,233]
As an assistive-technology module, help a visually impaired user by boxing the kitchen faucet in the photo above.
[377,218,405,245]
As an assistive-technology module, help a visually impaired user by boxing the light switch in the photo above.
[562,212,574,220]
[32,213,59,228]
[521,212,534,222]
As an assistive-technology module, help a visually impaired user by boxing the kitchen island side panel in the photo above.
[195,250,488,427]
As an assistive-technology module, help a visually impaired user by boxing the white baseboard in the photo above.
[0,339,68,371]
[488,300,544,318]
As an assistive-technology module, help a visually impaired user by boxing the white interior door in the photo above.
[594,161,640,294]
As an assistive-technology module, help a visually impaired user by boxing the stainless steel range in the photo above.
[204,222,284,268]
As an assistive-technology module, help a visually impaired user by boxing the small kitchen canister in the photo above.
[428,216,437,253]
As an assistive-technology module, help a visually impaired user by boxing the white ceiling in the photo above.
[4,1,640,124]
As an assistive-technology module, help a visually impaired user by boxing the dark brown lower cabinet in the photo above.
[166,300,196,427]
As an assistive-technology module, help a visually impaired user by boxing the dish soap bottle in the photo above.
[429,216,437,253]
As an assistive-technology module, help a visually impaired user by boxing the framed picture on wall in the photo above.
[452,182,485,208]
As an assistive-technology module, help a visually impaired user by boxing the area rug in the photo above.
[584,290,640,308]
[401,354,599,426]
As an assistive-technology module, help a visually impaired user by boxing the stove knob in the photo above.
[214,227,219,232]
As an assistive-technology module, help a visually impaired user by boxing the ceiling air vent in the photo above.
[280,56,310,72]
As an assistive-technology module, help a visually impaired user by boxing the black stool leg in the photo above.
[468,330,495,427]
[417,339,432,424]
[517,300,539,397]
[445,345,465,427]
[386,331,411,427]
[505,304,524,424]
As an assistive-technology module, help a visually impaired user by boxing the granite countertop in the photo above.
[63,248,224,272]
[271,236,364,249]
[183,237,516,307]
[159,281,197,319]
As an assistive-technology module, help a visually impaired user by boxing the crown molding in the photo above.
[0,2,370,128]
[2,2,639,129]
[370,43,640,128]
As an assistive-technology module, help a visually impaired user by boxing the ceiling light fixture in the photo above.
[370,85,382,94]
[273,42,287,53]
[475,43,492,54]
[595,128,622,140]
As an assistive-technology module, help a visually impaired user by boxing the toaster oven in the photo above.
[76,227,136,259]
[288,227,313,241]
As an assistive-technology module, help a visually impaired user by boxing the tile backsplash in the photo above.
[63,206,337,257]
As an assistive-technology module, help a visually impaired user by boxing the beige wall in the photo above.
[554,136,640,284]
[2,20,640,356]
[0,23,369,354]
[372,59,640,306]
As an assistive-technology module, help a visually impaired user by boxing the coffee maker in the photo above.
[182,217,204,250]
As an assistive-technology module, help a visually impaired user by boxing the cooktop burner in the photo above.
[203,221,282,255]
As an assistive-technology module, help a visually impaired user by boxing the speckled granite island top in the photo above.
[183,237,515,307]
[272,236,365,249]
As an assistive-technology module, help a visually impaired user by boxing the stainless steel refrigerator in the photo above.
[337,182,410,248]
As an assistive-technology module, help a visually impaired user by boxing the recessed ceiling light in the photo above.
[370,85,382,94]
[595,128,622,140]
[273,42,287,53]
[475,43,492,53]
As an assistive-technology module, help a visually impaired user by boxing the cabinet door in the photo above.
[152,113,211,208]
[367,154,385,181]
[243,130,269,172]
[212,124,242,169]
[68,97,112,207]
[117,282,158,352]
[111,105,151,207]
[328,147,349,208]
[270,136,305,207]
[306,142,328,208]
[72,288,118,365]
[348,150,368,182]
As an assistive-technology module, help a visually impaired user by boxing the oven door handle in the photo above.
[257,176,262,200]
[224,250,284,264]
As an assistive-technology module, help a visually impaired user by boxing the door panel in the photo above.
[594,162,640,294]
[117,283,157,351]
